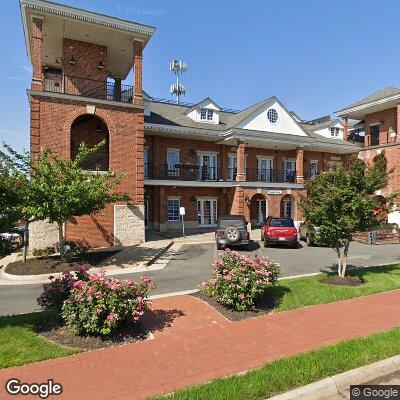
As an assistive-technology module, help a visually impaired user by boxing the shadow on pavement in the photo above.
[141,308,185,334]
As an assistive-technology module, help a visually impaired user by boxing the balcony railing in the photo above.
[246,168,296,183]
[145,164,298,183]
[43,73,133,103]
[145,164,220,181]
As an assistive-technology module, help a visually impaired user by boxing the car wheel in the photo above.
[292,242,299,249]
[216,244,224,250]
[263,239,268,248]
[306,235,313,246]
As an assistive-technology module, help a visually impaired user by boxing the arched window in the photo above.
[70,115,109,171]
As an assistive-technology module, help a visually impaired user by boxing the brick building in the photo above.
[337,87,400,225]
[20,0,359,249]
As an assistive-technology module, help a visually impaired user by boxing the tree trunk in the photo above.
[22,221,29,263]
[57,221,64,258]
[341,241,350,278]
[335,247,342,277]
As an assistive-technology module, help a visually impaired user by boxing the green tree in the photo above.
[24,141,129,257]
[300,153,389,278]
[0,146,28,257]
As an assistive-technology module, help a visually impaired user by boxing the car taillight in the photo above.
[293,229,298,237]
[266,228,272,235]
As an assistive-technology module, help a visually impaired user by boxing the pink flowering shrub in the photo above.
[201,249,280,311]
[37,267,90,313]
[61,274,155,336]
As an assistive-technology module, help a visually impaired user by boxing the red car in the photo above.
[261,217,298,248]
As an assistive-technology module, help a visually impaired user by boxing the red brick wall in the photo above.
[63,39,108,80]
[365,108,397,146]
[145,186,233,226]
[144,135,345,175]
[62,39,108,98]
[242,188,304,221]
[358,144,400,196]
[30,94,144,247]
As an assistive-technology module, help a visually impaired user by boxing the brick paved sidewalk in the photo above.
[2,291,400,399]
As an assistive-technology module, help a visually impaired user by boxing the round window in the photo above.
[267,108,278,123]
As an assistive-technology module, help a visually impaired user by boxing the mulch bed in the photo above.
[192,291,277,321]
[320,275,363,287]
[36,319,149,350]
[5,249,122,276]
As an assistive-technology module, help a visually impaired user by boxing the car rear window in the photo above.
[219,219,246,229]
[269,218,294,227]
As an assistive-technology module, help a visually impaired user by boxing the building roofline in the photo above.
[336,93,400,117]
[20,0,156,61]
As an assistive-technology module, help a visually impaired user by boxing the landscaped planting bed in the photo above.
[36,319,148,350]
[5,248,122,275]
[0,267,156,369]
[198,249,400,320]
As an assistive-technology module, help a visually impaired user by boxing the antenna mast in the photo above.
[169,59,188,104]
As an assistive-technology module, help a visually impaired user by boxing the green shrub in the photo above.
[202,249,280,311]
[62,274,155,336]
[36,267,90,313]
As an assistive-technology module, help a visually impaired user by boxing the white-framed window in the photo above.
[197,198,218,226]
[258,157,274,182]
[228,154,237,180]
[200,108,213,121]
[283,197,292,218]
[331,127,340,137]
[267,108,278,124]
[283,159,296,182]
[309,160,318,178]
[167,198,180,221]
[197,153,218,180]
[167,149,180,176]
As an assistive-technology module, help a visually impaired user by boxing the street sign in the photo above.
[179,207,186,216]
[267,190,283,195]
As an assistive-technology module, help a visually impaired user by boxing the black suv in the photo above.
[215,215,250,250]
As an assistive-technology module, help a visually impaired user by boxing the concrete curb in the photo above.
[0,241,176,285]
[268,355,400,400]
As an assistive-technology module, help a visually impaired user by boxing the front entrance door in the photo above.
[197,199,217,227]
[370,125,380,146]
[257,199,267,224]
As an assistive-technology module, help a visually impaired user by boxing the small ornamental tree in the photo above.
[24,141,129,257]
[300,153,389,278]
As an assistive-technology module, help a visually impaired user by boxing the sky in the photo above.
[1,0,400,151]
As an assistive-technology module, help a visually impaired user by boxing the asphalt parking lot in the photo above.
[1,238,400,316]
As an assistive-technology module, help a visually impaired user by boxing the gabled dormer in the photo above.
[225,97,308,136]
[185,97,221,124]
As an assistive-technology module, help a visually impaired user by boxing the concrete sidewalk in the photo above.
[1,290,400,399]
[0,238,175,285]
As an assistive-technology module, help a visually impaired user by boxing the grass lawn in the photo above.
[268,263,400,312]
[0,311,80,369]
[1,264,400,370]
[152,326,400,400]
